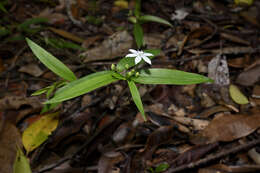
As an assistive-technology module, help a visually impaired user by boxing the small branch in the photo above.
[165,138,260,173]
[33,156,71,173]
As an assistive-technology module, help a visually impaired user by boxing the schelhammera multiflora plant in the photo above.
[26,38,213,121]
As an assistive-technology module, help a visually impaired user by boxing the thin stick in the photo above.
[166,138,260,173]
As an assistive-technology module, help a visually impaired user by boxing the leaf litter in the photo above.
[0,0,260,173]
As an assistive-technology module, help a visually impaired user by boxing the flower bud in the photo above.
[127,71,133,77]
[135,72,140,77]
[111,64,116,71]
[128,16,137,23]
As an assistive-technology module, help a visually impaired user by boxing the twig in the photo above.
[33,156,71,173]
[3,46,27,87]
[165,138,260,173]
[65,0,83,27]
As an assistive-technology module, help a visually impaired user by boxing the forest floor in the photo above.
[0,0,260,173]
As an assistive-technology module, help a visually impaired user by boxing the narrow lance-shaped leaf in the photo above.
[127,80,146,121]
[41,102,61,114]
[116,49,160,72]
[139,15,173,27]
[134,0,141,18]
[26,38,77,81]
[18,18,48,33]
[46,71,119,104]
[0,3,8,13]
[13,147,32,173]
[133,22,143,49]
[132,68,213,85]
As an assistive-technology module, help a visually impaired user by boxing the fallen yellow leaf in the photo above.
[22,112,59,153]
[114,0,128,9]
[229,84,249,104]
[234,0,253,5]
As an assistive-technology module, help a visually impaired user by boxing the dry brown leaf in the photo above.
[172,116,209,131]
[98,151,123,173]
[171,142,219,166]
[82,35,102,49]
[81,31,133,63]
[227,56,250,68]
[0,95,41,111]
[48,27,84,43]
[199,105,230,118]
[199,114,260,143]
[0,96,42,123]
[143,33,165,49]
[18,63,44,77]
[0,120,22,173]
[236,64,260,86]
[144,126,175,160]
[46,111,91,149]
[38,8,67,25]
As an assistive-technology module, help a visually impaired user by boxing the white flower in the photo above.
[126,49,153,65]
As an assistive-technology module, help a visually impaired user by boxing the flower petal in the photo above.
[142,56,152,65]
[143,52,153,57]
[126,53,137,57]
[129,49,138,54]
[135,56,142,64]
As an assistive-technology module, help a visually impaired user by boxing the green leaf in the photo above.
[133,22,143,48]
[0,3,7,13]
[26,38,77,81]
[116,49,159,72]
[18,18,48,33]
[44,37,86,51]
[132,68,213,85]
[112,72,126,80]
[139,15,173,27]
[134,0,141,18]
[155,163,169,173]
[32,81,66,97]
[46,71,119,104]
[127,80,146,121]
[13,147,32,173]
[229,84,249,104]
[41,102,60,114]
[116,57,135,72]
[31,87,49,96]
[144,49,161,57]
